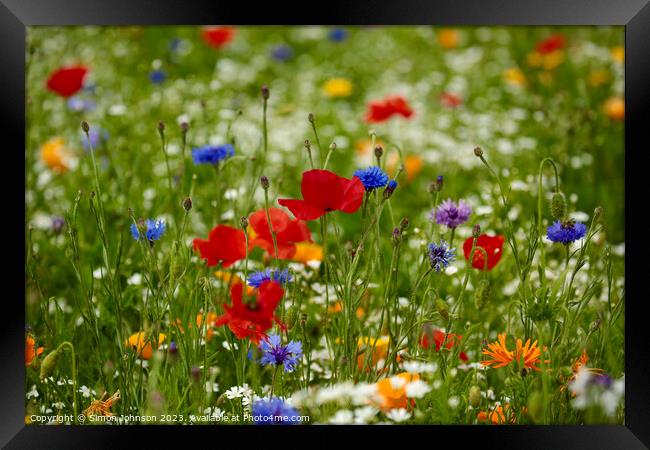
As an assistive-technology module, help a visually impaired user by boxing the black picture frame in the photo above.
[5,1,649,448]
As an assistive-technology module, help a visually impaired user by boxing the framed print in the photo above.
[4,0,649,447]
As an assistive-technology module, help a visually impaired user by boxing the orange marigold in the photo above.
[481,333,548,371]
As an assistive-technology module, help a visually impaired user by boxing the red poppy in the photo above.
[193,224,246,268]
[278,169,365,221]
[420,328,468,361]
[463,234,505,271]
[536,34,566,54]
[201,26,236,49]
[46,65,88,98]
[440,92,463,108]
[214,281,284,343]
[365,95,414,123]
[249,208,312,259]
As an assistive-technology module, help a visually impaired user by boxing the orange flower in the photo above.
[610,46,624,63]
[603,97,624,120]
[588,69,611,87]
[481,333,548,372]
[25,335,44,366]
[376,372,419,410]
[40,137,73,172]
[291,242,323,264]
[328,301,364,318]
[83,390,120,418]
[125,332,166,360]
[477,404,516,424]
[357,336,389,371]
[387,154,423,183]
[562,349,604,392]
[503,68,526,87]
[214,271,255,295]
[437,29,459,49]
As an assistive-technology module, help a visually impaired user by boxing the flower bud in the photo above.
[527,391,544,423]
[383,180,398,200]
[472,224,481,238]
[157,121,165,138]
[299,313,308,330]
[260,175,270,190]
[183,197,192,212]
[308,113,315,123]
[240,216,249,229]
[435,298,449,320]
[40,347,61,380]
[474,279,491,311]
[261,85,270,100]
[374,146,383,159]
[550,192,567,220]
[81,121,90,133]
[468,385,481,408]
[593,206,604,223]
[329,142,337,152]
[392,227,401,245]
[180,122,189,133]
[473,146,483,157]
[399,217,409,231]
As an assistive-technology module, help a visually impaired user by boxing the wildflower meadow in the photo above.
[25,26,625,425]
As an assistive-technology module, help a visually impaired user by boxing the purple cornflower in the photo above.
[67,96,96,112]
[427,240,456,272]
[51,216,65,234]
[192,144,235,165]
[251,397,301,425]
[259,334,303,373]
[546,220,587,244]
[432,199,472,229]
[247,268,292,288]
[80,127,109,150]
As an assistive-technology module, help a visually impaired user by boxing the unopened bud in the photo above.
[261,85,270,100]
[157,121,165,138]
[392,227,401,245]
[81,121,90,133]
[374,146,383,159]
[182,197,192,211]
[329,142,336,152]
[593,206,604,223]
[40,347,61,380]
[550,192,567,220]
[180,122,189,133]
[468,385,481,408]
[473,146,483,157]
[240,216,249,229]
[383,180,398,200]
[308,113,315,123]
[435,298,449,320]
[474,279,491,311]
[399,217,409,231]
[260,175,270,190]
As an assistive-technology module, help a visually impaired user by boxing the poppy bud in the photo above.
[81,121,90,133]
[40,347,61,380]
[285,306,298,330]
[240,216,249,229]
[435,298,449,320]
[374,145,383,159]
[474,279,491,311]
[261,85,270,100]
[473,146,483,157]
[183,197,192,212]
[308,113,315,123]
[157,121,165,138]
[304,139,311,149]
[399,217,409,231]
[593,206,604,223]
[468,385,481,408]
[329,142,337,152]
[260,175,270,190]
[180,122,189,133]
[527,391,544,423]
[472,224,481,238]
[550,192,567,220]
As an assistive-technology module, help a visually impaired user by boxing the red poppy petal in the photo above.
[338,176,365,213]
[279,219,313,244]
[248,209,271,237]
[46,66,88,98]
[278,199,326,221]
[257,280,284,312]
[301,169,344,210]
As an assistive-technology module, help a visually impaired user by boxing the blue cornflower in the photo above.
[130,219,166,242]
[353,166,389,191]
[329,28,348,42]
[149,69,166,85]
[427,240,456,272]
[191,144,235,165]
[247,268,292,288]
[388,179,398,190]
[251,397,300,425]
[546,220,587,244]
[259,334,303,373]
[270,45,293,62]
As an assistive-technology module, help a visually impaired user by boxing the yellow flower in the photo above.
[323,78,353,98]
[542,50,565,70]
[292,242,323,263]
[611,46,624,63]
[538,71,554,86]
[527,51,543,68]
[437,28,459,49]
[357,336,390,371]
[125,332,166,360]
[214,270,255,295]
[40,137,72,172]
[603,97,624,120]
[503,68,526,87]
[588,69,611,87]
